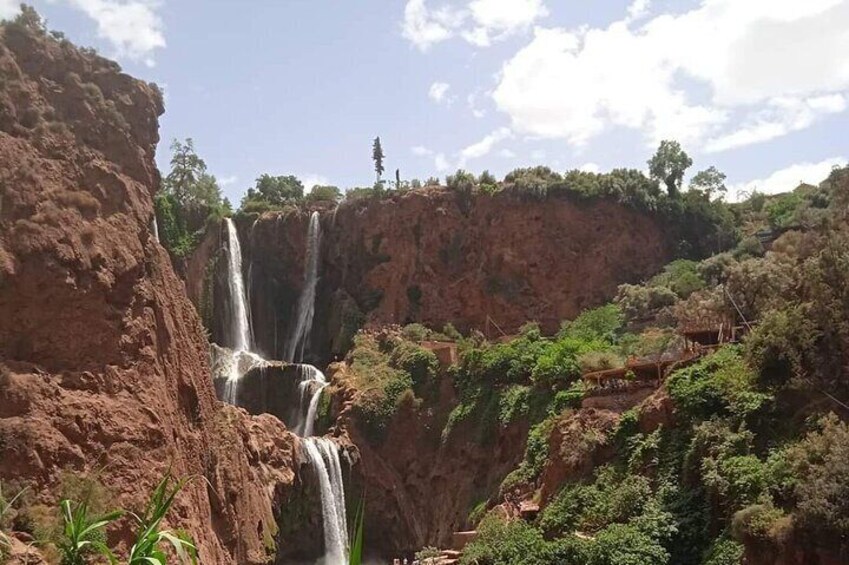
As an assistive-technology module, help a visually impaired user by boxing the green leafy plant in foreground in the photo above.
[1,483,28,559]
[127,474,198,565]
[58,499,122,565]
[348,497,364,565]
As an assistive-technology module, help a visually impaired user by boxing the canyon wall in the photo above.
[203,191,675,364]
[0,21,298,564]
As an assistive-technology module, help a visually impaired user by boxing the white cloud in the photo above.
[627,0,651,21]
[412,145,434,156]
[580,162,600,173]
[458,127,512,167]
[0,0,20,19]
[301,174,330,191]
[493,0,849,151]
[464,0,548,46]
[498,148,516,158]
[729,157,846,200]
[434,153,450,172]
[706,94,847,152]
[402,0,547,50]
[428,81,452,104]
[468,92,487,118]
[402,0,464,51]
[219,175,238,187]
[68,0,165,66]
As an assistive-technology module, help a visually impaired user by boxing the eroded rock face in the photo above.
[0,23,294,564]
[327,362,529,557]
[201,190,674,364]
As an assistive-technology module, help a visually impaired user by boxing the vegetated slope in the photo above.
[0,17,295,564]
[329,171,849,564]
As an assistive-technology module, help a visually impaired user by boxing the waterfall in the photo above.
[302,437,349,565]
[285,211,321,363]
[151,216,159,242]
[291,365,328,437]
[224,218,251,353]
[219,218,256,404]
[219,214,347,565]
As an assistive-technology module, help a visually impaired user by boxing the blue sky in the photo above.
[2,0,848,204]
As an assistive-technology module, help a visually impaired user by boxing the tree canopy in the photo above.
[648,140,693,197]
[690,166,728,200]
[306,185,342,203]
[163,138,223,208]
[241,174,304,209]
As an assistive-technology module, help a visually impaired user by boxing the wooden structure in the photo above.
[582,351,701,396]
[582,314,753,396]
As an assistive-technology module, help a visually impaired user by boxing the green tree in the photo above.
[648,140,693,197]
[163,138,222,207]
[690,166,728,200]
[243,174,304,207]
[305,185,342,203]
[372,137,385,183]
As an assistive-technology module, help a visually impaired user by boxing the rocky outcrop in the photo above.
[326,362,529,557]
[200,190,675,364]
[0,21,295,563]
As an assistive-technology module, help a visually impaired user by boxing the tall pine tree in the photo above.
[372,137,385,183]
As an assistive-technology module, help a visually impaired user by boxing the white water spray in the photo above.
[222,218,254,403]
[285,211,321,363]
[225,218,252,352]
[302,437,349,565]
[292,364,328,437]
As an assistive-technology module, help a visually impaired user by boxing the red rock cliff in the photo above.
[219,190,675,363]
[0,21,295,564]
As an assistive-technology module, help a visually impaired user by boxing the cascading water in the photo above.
[285,211,321,363]
[225,218,251,352]
[292,365,328,437]
[302,437,349,565]
[222,218,254,404]
[218,213,348,565]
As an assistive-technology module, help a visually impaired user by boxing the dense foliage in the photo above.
[444,166,849,564]
[154,138,229,257]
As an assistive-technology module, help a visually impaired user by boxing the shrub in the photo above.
[786,414,849,540]
[701,537,744,565]
[539,467,652,536]
[401,323,430,342]
[503,166,562,199]
[765,192,803,229]
[498,385,531,425]
[390,342,438,392]
[446,169,476,193]
[549,381,586,414]
[559,305,623,343]
[615,284,678,324]
[667,347,770,421]
[731,503,787,545]
[460,516,554,565]
[586,523,669,565]
[649,260,706,298]
[744,306,818,389]
[578,350,623,373]
[348,334,416,443]
[734,236,765,259]
[415,546,441,561]
[1,483,28,560]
